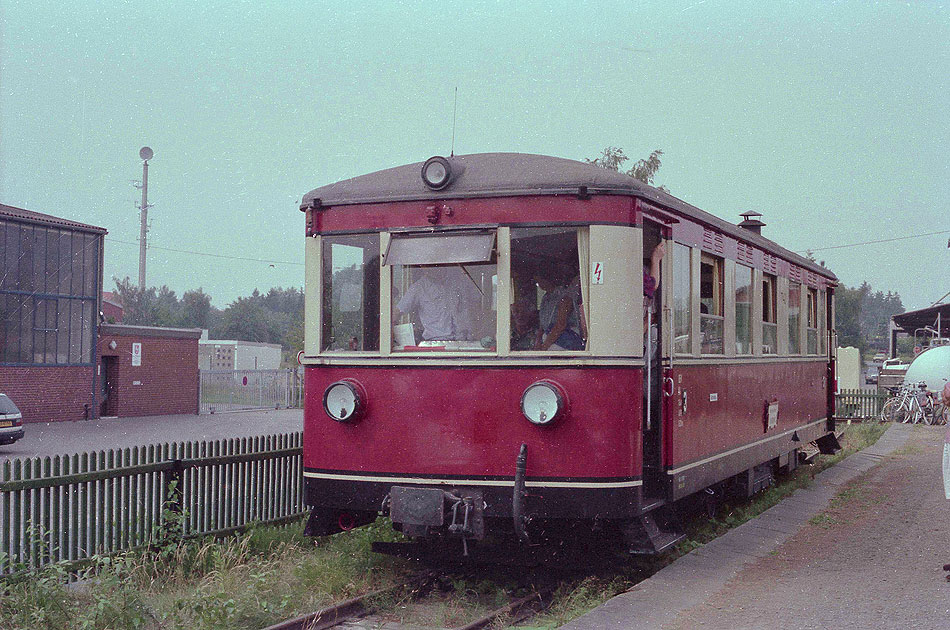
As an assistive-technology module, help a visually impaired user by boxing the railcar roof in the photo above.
[302,152,835,280]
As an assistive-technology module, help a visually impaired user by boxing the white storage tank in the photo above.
[904,346,950,393]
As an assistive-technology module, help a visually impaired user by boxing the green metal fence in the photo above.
[835,388,889,421]
[0,432,304,574]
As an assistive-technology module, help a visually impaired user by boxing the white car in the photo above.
[0,394,25,445]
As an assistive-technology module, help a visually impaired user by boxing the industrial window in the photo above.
[806,287,819,354]
[762,273,777,354]
[672,243,692,355]
[0,219,100,366]
[788,281,802,355]
[321,233,380,352]
[735,264,753,355]
[509,227,584,352]
[699,253,723,354]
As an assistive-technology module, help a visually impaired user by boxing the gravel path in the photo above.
[667,425,950,630]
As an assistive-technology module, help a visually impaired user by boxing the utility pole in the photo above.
[138,146,153,289]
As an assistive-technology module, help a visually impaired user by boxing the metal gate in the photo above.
[199,369,303,414]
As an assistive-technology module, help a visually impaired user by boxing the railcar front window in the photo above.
[788,281,801,355]
[388,232,497,351]
[510,227,584,352]
[762,274,777,354]
[672,243,691,355]
[735,264,752,355]
[391,263,496,350]
[700,253,723,354]
[321,234,380,352]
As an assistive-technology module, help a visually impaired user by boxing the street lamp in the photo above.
[138,147,153,289]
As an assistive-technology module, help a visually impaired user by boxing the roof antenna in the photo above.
[450,85,458,157]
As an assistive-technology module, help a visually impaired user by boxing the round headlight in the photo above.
[520,381,566,426]
[421,156,452,190]
[323,381,364,422]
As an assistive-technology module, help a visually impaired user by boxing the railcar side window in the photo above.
[762,274,777,354]
[806,287,819,354]
[699,253,724,354]
[788,281,802,355]
[510,227,584,352]
[672,242,691,354]
[819,289,828,354]
[321,234,380,352]
[735,263,753,355]
[388,232,497,351]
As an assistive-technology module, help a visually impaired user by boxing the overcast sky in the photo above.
[1,1,947,310]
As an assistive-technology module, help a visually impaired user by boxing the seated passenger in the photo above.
[533,268,585,351]
[511,301,540,350]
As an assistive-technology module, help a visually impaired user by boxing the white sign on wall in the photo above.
[131,342,142,367]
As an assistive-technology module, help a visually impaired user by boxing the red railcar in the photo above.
[299,153,838,554]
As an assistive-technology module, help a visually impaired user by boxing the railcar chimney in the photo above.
[738,211,765,235]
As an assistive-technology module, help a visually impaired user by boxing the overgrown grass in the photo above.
[0,518,410,630]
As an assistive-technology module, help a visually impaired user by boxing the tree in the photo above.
[181,289,213,329]
[587,147,669,191]
[214,296,280,344]
[834,282,905,359]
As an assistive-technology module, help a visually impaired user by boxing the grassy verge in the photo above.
[0,518,409,630]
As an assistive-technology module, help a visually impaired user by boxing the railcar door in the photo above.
[641,220,672,501]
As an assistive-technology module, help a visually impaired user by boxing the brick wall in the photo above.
[98,328,199,417]
[0,366,96,423]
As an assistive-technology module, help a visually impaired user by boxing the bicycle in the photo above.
[880,382,942,424]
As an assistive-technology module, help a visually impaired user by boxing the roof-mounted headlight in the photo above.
[323,380,365,423]
[520,381,567,426]
[421,156,452,190]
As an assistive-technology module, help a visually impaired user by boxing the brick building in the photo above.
[98,324,201,417]
[0,204,105,423]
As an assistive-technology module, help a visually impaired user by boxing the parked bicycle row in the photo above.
[879,382,949,425]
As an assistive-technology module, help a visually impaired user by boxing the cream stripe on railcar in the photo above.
[302,471,643,489]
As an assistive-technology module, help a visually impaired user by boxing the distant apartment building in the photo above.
[198,332,282,371]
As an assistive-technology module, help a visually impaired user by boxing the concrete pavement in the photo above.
[0,408,302,463]
[561,423,950,630]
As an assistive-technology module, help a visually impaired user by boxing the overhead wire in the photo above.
[105,237,304,266]
[800,229,950,253]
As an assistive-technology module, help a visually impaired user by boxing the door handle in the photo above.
[663,377,675,397]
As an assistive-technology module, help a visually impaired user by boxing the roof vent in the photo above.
[738,211,765,235]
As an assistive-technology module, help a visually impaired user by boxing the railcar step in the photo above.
[625,513,684,555]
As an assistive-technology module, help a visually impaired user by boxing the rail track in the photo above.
[262,572,554,630]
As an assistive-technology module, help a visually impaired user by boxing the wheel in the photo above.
[881,398,906,423]
[922,401,937,425]
[933,403,948,426]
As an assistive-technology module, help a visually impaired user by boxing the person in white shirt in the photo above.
[395,266,480,342]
